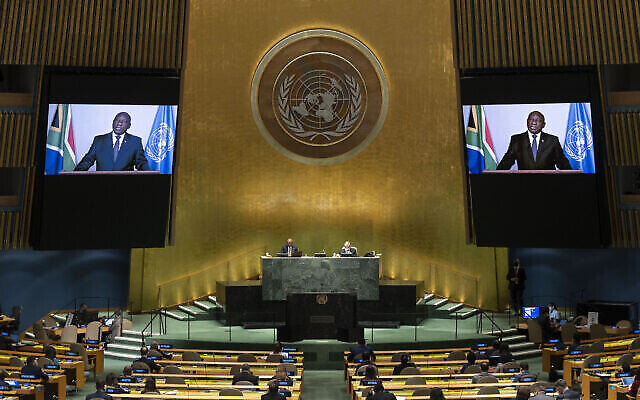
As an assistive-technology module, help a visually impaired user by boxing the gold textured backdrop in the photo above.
[129,0,509,312]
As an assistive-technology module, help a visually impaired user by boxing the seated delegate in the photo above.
[339,241,358,257]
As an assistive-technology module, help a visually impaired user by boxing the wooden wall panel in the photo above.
[455,0,640,68]
[0,0,185,68]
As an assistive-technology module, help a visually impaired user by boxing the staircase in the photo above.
[105,329,154,362]
[164,296,222,322]
[417,293,480,320]
[481,326,541,359]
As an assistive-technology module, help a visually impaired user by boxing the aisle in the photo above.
[301,370,350,400]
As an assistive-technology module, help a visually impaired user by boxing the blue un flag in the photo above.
[563,103,595,173]
[145,105,177,174]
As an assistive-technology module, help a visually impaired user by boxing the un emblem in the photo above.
[251,29,388,164]
[564,121,592,162]
[145,122,174,162]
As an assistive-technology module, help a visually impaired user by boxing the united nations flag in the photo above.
[145,105,177,174]
[563,103,595,173]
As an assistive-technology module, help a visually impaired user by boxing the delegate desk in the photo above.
[0,316,15,326]
[261,256,380,300]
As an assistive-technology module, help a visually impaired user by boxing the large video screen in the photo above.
[45,104,177,175]
[463,103,594,174]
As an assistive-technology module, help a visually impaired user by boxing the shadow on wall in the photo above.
[509,247,640,310]
[0,248,130,332]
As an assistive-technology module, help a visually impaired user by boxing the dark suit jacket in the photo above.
[557,389,580,399]
[75,132,149,172]
[339,247,358,257]
[280,245,298,255]
[86,390,113,400]
[366,391,397,400]
[138,357,161,372]
[348,344,375,361]
[506,266,526,290]
[261,393,285,400]
[232,371,259,385]
[393,362,417,375]
[497,132,571,171]
[20,365,49,382]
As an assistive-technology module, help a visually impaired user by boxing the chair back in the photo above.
[229,365,241,376]
[182,351,202,361]
[590,324,607,340]
[148,350,163,359]
[70,343,90,371]
[464,365,481,374]
[400,366,420,375]
[218,388,243,396]
[447,350,466,361]
[560,323,577,343]
[281,363,296,375]
[122,319,133,331]
[502,361,520,370]
[131,361,150,372]
[630,338,640,350]
[405,376,426,385]
[165,376,185,384]
[519,374,537,382]
[9,357,24,367]
[477,386,500,395]
[391,353,406,362]
[163,366,182,374]
[582,355,601,369]
[589,341,604,354]
[109,316,123,338]
[617,320,632,335]
[265,354,282,363]
[61,325,78,343]
[413,388,431,397]
[360,387,373,398]
[356,364,378,376]
[85,321,102,342]
[577,344,591,353]
[37,357,53,368]
[32,322,48,340]
[234,380,254,386]
[352,353,364,362]
[237,354,256,363]
[573,315,588,326]
[616,353,634,367]
[43,316,57,328]
[527,319,543,344]
[10,306,22,320]
[477,375,498,383]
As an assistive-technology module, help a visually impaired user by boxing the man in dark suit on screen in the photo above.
[497,111,572,171]
[75,112,150,172]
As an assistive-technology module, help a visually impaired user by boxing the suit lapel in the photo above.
[535,132,551,167]
[522,132,535,167]
[103,133,114,170]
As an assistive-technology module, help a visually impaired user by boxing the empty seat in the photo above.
[237,354,257,363]
[616,354,634,367]
[148,350,164,359]
[37,357,53,368]
[229,365,241,376]
[527,319,543,344]
[447,350,466,361]
[219,388,243,396]
[477,375,498,383]
[265,354,282,363]
[502,361,520,370]
[280,363,296,375]
[60,325,78,343]
[405,376,426,385]
[617,320,632,335]
[413,388,431,397]
[85,321,102,342]
[477,386,500,396]
[233,380,255,386]
[582,355,601,370]
[356,364,377,376]
[131,361,150,372]
[589,341,604,354]
[573,315,588,326]
[182,351,202,361]
[163,366,182,374]
[9,357,24,367]
[400,366,420,375]
[560,323,577,344]
[391,353,406,362]
[165,376,185,384]
[630,338,640,350]
[464,365,481,374]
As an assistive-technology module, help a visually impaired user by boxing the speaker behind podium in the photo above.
[278,292,363,342]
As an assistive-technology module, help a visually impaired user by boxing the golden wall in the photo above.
[129,0,509,312]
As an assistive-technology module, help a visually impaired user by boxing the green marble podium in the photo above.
[261,256,380,301]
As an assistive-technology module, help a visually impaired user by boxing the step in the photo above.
[427,298,449,307]
[164,310,192,321]
[107,343,140,353]
[458,307,479,319]
[177,305,205,316]
[208,295,218,304]
[508,341,536,351]
[194,300,217,312]
[423,293,436,302]
[113,335,146,345]
[512,348,542,359]
[104,350,139,361]
[440,303,464,313]
[502,334,527,343]
[481,327,519,336]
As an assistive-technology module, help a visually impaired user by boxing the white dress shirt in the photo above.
[111,131,124,150]
[528,131,541,152]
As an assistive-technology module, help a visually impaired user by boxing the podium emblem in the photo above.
[251,29,388,165]
[316,294,329,304]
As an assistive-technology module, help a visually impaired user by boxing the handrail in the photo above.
[476,310,504,339]
[141,308,166,341]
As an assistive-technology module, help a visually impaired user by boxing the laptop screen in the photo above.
[621,376,635,386]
